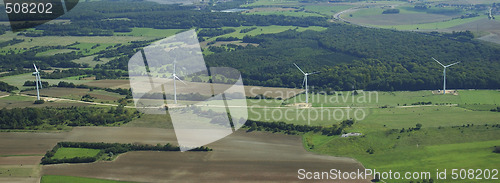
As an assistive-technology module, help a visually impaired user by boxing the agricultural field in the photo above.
[114,28,184,37]
[200,25,327,43]
[0,73,92,90]
[337,0,498,32]
[41,175,135,183]
[0,32,148,52]
[305,121,500,182]
[52,148,101,160]
[41,130,367,182]
[21,87,125,103]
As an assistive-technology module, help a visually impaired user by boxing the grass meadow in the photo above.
[305,126,500,182]
[41,175,135,183]
[52,148,101,160]
[201,25,327,42]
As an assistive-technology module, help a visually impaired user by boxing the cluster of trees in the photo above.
[490,107,500,112]
[198,28,236,37]
[240,27,257,33]
[0,38,24,48]
[205,24,500,91]
[0,49,84,69]
[215,37,240,41]
[382,9,400,14]
[411,101,432,105]
[41,141,212,164]
[0,81,18,92]
[0,106,139,129]
[245,119,355,136]
[23,81,49,88]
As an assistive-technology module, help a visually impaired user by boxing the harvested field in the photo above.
[347,13,452,26]
[0,132,67,155]
[0,99,90,109]
[87,79,303,99]
[85,80,130,89]
[64,127,178,146]
[246,7,297,13]
[42,130,368,182]
[0,156,42,165]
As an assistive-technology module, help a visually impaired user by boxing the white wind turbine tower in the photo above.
[294,63,320,104]
[171,61,186,104]
[32,63,43,100]
[432,57,460,95]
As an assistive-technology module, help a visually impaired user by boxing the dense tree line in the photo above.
[42,68,128,80]
[41,141,212,164]
[0,81,18,92]
[245,119,354,136]
[205,24,500,91]
[0,106,139,129]
[198,28,236,37]
[0,38,24,48]
[23,81,49,88]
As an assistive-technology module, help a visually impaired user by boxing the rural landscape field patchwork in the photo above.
[0,0,499,182]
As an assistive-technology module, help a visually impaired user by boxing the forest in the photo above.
[204,26,500,91]
[0,0,499,91]
[1,0,327,36]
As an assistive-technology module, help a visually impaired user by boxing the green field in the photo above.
[241,0,301,7]
[70,43,116,56]
[0,73,92,89]
[305,126,500,182]
[303,5,353,16]
[202,25,327,42]
[288,90,500,108]
[376,16,487,30]
[35,49,75,56]
[115,28,184,37]
[41,175,135,183]
[246,10,323,17]
[0,32,148,51]
[52,148,101,160]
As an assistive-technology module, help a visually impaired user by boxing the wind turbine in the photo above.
[432,57,460,95]
[294,63,320,104]
[171,61,186,104]
[32,63,43,100]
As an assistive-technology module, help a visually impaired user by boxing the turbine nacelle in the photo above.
[293,63,319,104]
[32,63,43,100]
[432,57,460,95]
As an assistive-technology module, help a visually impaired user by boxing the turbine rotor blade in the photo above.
[37,74,43,89]
[33,63,38,73]
[432,57,445,67]
[174,75,187,85]
[302,76,306,88]
[293,63,306,75]
[445,62,460,67]
[308,71,321,75]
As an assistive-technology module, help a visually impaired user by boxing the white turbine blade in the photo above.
[308,71,321,75]
[432,57,445,67]
[294,63,306,75]
[174,75,187,85]
[302,76,306,88]
[445,62,460,67]
[33,63,38,73]
[173,61,176,75]
[37,74,43,89]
